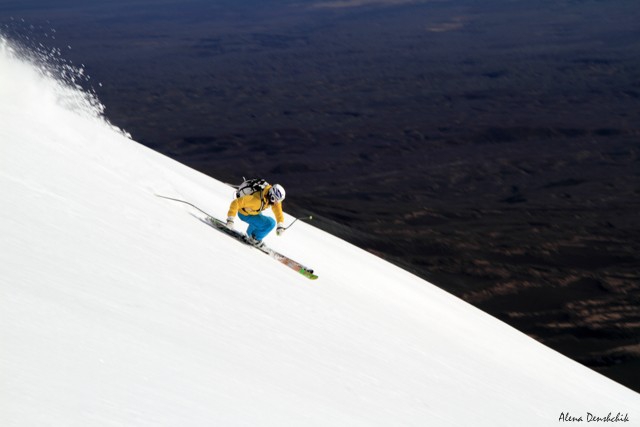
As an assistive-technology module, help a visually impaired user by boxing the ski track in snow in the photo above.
[1,37,638,426]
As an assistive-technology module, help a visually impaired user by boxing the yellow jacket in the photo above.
[227,184,285,224]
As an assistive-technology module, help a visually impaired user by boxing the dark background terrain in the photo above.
[3,0,639,392]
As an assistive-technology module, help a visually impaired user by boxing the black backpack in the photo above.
[235,178,269,199]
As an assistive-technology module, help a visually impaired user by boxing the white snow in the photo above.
[1,37,638,426]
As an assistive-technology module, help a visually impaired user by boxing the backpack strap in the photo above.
[257,185,270,212]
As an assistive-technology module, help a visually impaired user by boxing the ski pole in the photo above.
[157,194,311,230]
[155,194,215,218]
[283,215,313,230]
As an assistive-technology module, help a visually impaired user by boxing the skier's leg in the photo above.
[238,213,276,241]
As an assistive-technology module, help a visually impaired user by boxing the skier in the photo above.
[226,182,286,248]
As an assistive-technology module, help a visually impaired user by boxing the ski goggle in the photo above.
[269,187,284,203]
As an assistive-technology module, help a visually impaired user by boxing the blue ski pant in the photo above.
[238,213,275,241]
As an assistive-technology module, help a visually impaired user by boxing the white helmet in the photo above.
[268,184,286,204]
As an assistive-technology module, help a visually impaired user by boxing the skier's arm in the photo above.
[271,202,285,224]
[227,198,240,218]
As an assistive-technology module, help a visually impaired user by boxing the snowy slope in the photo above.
[1,38,638,427]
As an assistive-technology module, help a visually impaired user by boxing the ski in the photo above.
[205,217,318,280]
[155,194,318,280]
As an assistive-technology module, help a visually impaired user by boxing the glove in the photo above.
[276,223,285,236]
[226,216,235,229]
